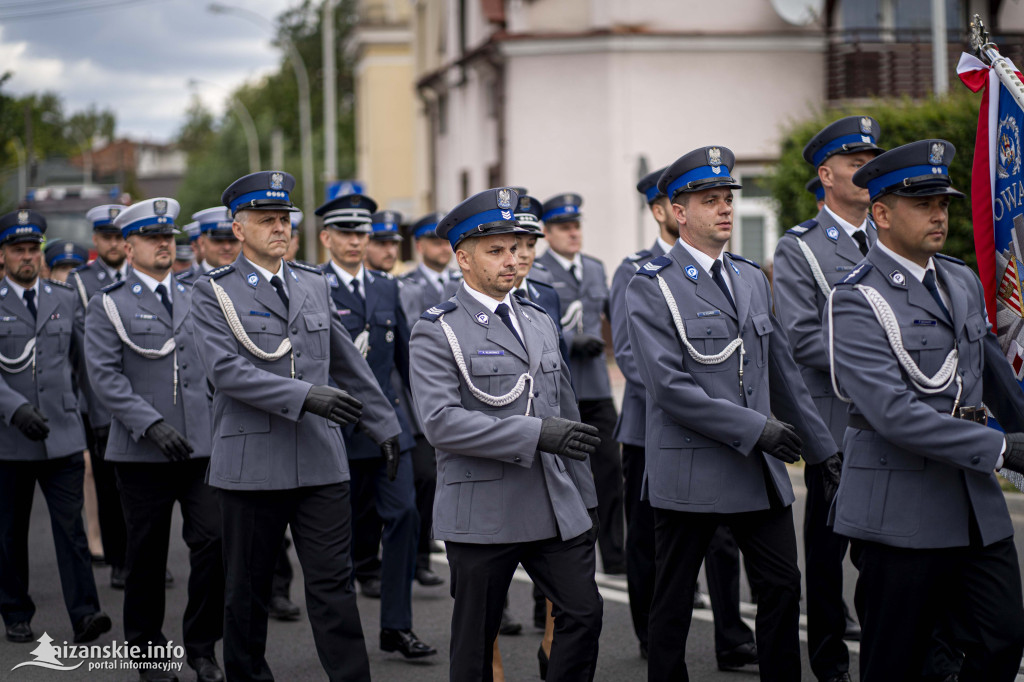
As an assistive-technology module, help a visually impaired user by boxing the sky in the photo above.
[0,0,297,143]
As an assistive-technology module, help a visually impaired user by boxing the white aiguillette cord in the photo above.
[102,293,181,403]
[655,274,746,390]
[827,285,962,414]
[438,313,534,416]
[211,280,296,378]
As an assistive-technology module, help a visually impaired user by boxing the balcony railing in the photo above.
[827,28,1024,100]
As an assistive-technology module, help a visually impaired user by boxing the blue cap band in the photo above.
[372,221,399,233]
[92,218,114,228]
[541,204,579,222]
[199,220,233,233]
[643,185,660,203]
[667,165,732,198]
[866,164,948,201]
[189,232,200,242]
[0,224,42,243]
[47,253,85,268]
[121,216,174,237]
[414,222,439,239]
[814,186,825,201]
[447,208,513,248]
[229,189,292,214]
[813,132,877,166]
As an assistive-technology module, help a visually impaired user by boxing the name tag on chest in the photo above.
[477,350,505,356]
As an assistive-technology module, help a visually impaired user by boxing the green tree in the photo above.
[770,91,982,269]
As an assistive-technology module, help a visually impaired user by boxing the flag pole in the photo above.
[971,14,1024,111]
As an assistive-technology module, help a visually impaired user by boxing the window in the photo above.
[739,216,765,265]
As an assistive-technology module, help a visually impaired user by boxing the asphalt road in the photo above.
[2,467,859,682]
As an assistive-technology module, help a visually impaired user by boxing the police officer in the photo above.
[317,192,436,659]
[173,242,195,274]
[44,240,89,283]
[625,147,841,681]
[829,140,1024,681]
[537,193,626,575]
[409,187,603,681]
[609,168,754,666]
[0,209,112,645]
[71,203,131,588]
[175,207,242,285]
[366,209,403,273]
[808,175,825,210]
[773,116,884,682]
[285,210,303,263]
[189,170,401,681]
[184,221,205,274]
[85,198,224,682]
[402,212,458,312]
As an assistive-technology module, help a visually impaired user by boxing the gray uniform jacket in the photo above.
[609,240,666,447]
[84,273,212,463]
[625,243,837,514]
[0,277,86,460]
[825,247,1024,549]
[409,284,595,544]
[535,250,612,401]
[773,208,877,445]
[189,254,400,491]
[71,261,130,429]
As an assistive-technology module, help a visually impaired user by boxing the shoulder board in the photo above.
[582,253,604,266]
[288,261,322,275]
[837,261,873,286]
[208,265,235,280]
[626,249,653,263]
[726,252,761,269]
[71,262,92,274]
[515,297,547,314]
[935,253,965,266]
[44,278,73,290]
[526,276,554,291]
[100,280,125,293]
[634,255,672,278]
[531,261,548,271]
[369,269,394,280]
[175,270,193,281]
[421,299,458,321]
[785,218,819,237]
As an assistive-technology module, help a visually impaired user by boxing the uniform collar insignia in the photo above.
[684,264,699,281]
[475,311,489,326]
[247,272,259,288]
[889,269,906,286]
[131,283,143,295]
[825,226,840,241]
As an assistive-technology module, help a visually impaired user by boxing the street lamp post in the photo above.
[323,0,337,184]
[208,2,317,264]
[188,78,262,173]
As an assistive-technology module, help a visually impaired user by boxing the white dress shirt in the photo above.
[245,258,288,297]
[546,249,584,281]
[677,238,734,298]
[463,283,523,340]
[133,268,174,304]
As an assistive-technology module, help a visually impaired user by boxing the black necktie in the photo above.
[23,289,36,320]
[270,275,289,309]
[710,260,736,311]
[154,284,173,317]
[852,230,869,256]
[350,278,363,299]
[494,303,525,350]
[115,270,122,282]
[568,264,579,282]
[922,270,951,322]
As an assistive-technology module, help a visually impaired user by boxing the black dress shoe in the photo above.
[110,565,127,590]
[537,644,549,680]
[5,622,33,643]
[498,607,522,635]
[73,611,112,643]
[380,629,437,658]
[139,669,178,682]
[269,595,301,621]
[91,553,106,565]
[188,655,224,682]
[164,569,173,587]
[717,641,758,671]
[359,578,382,598]
[429,540,445,554]
[415,567,444,586]
[602,564,627,576]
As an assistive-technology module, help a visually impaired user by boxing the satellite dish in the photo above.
[770,0,823,26]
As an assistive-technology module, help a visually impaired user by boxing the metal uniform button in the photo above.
[238,425,244,433]
[971,455,981,465]
[282,407,289,414]
[295,351,302,358]
[732,440,740,447]
[513,456,521,462]
[178,344,185,351]
[465,471,471,479]
[261,323,267,330]
[747,387,754,395]
[291,327,298,334]
[879,457,887,465]
[706,328,712,335]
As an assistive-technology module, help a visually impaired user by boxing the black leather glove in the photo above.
[12,403,49,441]
[571,334,605,358]
[755,418,802,464]
[537,417,601,461]
[303,385,362,426]
[91,425,110,461]
[810,452,843,504]
[144,420,193,462]
[1003,433,1024,474]
[380,436,401,482]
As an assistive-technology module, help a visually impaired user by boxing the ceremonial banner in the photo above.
[959,51,1024,490]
